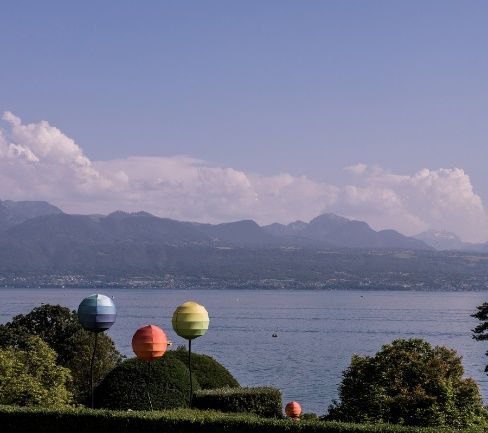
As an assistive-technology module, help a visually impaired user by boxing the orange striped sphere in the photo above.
[285,401,302,419]
[132,325,168,361]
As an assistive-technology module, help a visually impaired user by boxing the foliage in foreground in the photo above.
[0,304,123,404]
[0,336,72,407]
[193,386,282,418]
[0,405,487,433]
[169,346,240,389]
[472,302,488,372]
[94,355,195,410]
[327,339,487,428]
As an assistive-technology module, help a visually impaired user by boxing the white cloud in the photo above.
[344,163,368,175]
[1,112,487,242]
[337,165,488,242]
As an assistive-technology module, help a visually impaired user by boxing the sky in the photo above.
[0,1,487,242]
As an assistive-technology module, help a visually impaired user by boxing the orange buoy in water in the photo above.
[285,401,302,419]
[132,325,168,361]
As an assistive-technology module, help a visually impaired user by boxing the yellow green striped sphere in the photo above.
[172,301,209,340]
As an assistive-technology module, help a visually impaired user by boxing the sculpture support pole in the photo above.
[188,339,192,408]
[90,332,98,409]
[146,362,153,411]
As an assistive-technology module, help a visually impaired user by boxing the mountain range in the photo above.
[414,229,488,253]
[263,214,429,250]
[0,199,62,230]
[1,199,488,290]
[0,199,431,250]
[0,199,487,277]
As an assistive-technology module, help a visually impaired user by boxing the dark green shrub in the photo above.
[193,386,282,418]
[0,405,487,433]
[167,347,240,389]
[327,339,487,428]
[94,355,199,410]
[302,413,319,421]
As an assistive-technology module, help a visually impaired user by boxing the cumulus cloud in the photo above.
[337,165,488,242]
[0,112,487,242]
[0,112,337,224]
[344,163,368,175]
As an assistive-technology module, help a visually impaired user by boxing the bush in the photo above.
[327,338,487,428]
[302,413,319,421]
[0,304,123,404]
[94,355,198,410]
[0,336,72,407]
[193,386,282,418]
[0,405,487,433]
[168,346,240,389]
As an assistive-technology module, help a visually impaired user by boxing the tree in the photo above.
[0,336,72,406]
[327,338,486,428]
[472,302,488,372]
[0,304,123,404]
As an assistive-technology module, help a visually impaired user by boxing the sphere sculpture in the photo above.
[172,301,209,339]
[285,401,302,420]
[132,325,168,410]
[172,301,209,407]
[132,325,168,361]
[77,293,116,408]
[78,294,116,332]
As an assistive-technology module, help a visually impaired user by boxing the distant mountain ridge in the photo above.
[2,199,488,290]
[0,199,62,231]
[0,199,448,273]
[263,213,429,250]
[415,229,487,252]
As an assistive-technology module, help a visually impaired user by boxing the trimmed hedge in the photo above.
[94,356,197,410]
[193,386,282,418]
[167,347,240,389]
[0,405,486,433]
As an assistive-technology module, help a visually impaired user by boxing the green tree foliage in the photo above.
[94,356,195,410]
[472,302,488,372]
[327,338,486,428]
[168,346,240,389]
[0,336,72,407]
[0,304,123,404]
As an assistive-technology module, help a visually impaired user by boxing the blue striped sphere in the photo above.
[77,294,116,333]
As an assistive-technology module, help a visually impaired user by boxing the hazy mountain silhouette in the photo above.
[263,213,430,250]
[415,229,487,252]
[193,220,277,246]
[0,200,439,273]
[0,199,62,231]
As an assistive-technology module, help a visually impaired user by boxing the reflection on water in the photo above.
[0,288,487,414]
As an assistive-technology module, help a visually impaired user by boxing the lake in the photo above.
[0,288,487,414]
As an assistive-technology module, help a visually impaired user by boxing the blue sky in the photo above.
[1,1,487,241]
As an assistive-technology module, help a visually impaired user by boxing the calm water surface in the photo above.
[1,288,487,414]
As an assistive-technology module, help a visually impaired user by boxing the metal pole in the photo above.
[90,332,98,409]
[188,339,192,408]
[146,362,153,411]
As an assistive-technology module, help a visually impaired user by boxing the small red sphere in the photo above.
[132,325,168,361]
[285,401,302,419]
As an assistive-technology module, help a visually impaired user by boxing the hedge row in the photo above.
[193,386,282,418]
[0,406,486,433]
